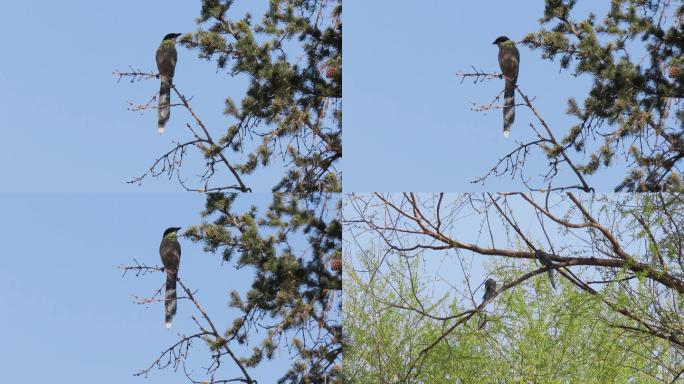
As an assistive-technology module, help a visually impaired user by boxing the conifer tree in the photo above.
[461,1,683,192]
[119,1,342,383]
[524,0,683,191]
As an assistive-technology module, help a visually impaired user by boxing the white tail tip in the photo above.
[158,126,165,135]
[165,321,172,329]
[503,131,510,138]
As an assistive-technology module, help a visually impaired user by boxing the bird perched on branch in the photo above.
[482,278,497,303]
[156,33,182,134]
[160,227,182,328]
[535,249,557,290]
[493,36,520,138]
[478,278,497,330]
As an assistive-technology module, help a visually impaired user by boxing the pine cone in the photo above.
[331,258,342,271]
[326,67,338,78]
[669,65,681,79]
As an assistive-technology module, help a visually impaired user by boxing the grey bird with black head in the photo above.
[482,278,497,303]
[156,33,182,134]
[478,278,497,330]
[535,249,557,290]
[493,36,520,138]
[160,226,182,328]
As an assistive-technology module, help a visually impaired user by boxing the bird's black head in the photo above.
[492,36,511,45]
[163,33,182,41]
[163,227,182,237]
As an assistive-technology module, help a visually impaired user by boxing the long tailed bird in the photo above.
[535,249,557,290]
[156,33,181,134]
[159,227,181,328]
[493,36,520,138]
[478,278,497,330]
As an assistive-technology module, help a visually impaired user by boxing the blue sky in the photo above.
[0,193,297,383]
[344,1,630,192]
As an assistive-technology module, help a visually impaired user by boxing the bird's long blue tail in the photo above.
[158,76,171,134]
[165,271,177,329]
[503,81,515,138]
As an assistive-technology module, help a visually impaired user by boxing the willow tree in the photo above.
[344,246,675,383]
[344,192,684,383]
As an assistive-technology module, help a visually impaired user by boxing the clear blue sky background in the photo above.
[0,1,317,382]
[345,1,630,192]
